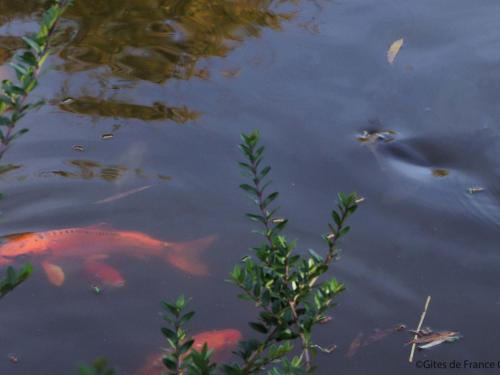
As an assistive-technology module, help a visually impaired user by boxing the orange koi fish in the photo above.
[137,329,242,375]
[0,225,215,286]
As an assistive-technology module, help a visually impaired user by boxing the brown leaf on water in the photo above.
[432,169,449,177]
[94,185,152,204]
[407,330,461,349]
[387,38,404,64]
[59,97,200,124]
[357,130,396,144]
[467,186,484,194]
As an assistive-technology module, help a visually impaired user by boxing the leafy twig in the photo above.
[0,0,72,158]
[0,264,33,299]
[226,130,360,374]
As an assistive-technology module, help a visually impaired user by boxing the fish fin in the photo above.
[0,232,35,242]
[42,261,65,287]
[0,256,13,266]
[135,352,165,375]
[166,235,216,276]
[85,223,114,230]
[84,260,125,287]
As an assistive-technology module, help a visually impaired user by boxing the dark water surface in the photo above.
[1,0,500,373]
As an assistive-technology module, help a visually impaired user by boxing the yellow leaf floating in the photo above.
[387,38,404,64]
[42,261,65,287]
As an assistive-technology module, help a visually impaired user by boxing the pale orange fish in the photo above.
[0,224,216,286]
[136,329,242,375]
[346,324,406,358]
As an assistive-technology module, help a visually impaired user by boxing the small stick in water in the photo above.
[94,185,152,204]
[409,295,431,363]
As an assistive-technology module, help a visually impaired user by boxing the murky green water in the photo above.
[1,0,500,373]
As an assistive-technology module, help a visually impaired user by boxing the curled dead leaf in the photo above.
[407,330,461,350]
[387,38,404,64]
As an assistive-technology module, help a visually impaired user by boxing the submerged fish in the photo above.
[137,329,242,375]
[0,225,216,286]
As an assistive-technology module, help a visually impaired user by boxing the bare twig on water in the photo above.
[409,295,431,363]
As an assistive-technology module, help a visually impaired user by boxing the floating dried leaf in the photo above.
[387,38,404,64]
[407,330,461,350]
[467,187,484,194]
[357,130,396,144]
[61,97,74,105]
[317,315,333,324]
[158,174,172,181]
[432,169,449,177]
[311,344,337,353]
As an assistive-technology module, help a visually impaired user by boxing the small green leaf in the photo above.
[179,339,194,354]
[240,184,258,195]
[22,36,42,54]
[249,322,268,334]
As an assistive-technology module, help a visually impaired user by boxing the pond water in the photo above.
[1,0,500,374]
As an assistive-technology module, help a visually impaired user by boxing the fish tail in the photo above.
[165,235,216,276]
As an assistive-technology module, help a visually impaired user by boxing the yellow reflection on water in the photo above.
[0,0,299,124]
[60,0,296,83]
[59,96,199,122]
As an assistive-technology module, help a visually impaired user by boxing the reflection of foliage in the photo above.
[78,358,115,375]
[0,264,33,300]
[45,159,170,182]
[0,37,25,65]
[0,0,297,124]
[0,164,22,176]
[49,159,127,182]
[0,0,72,158]
[59,0,295,83]
[59,96,199,122]
[0,0,50,26]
